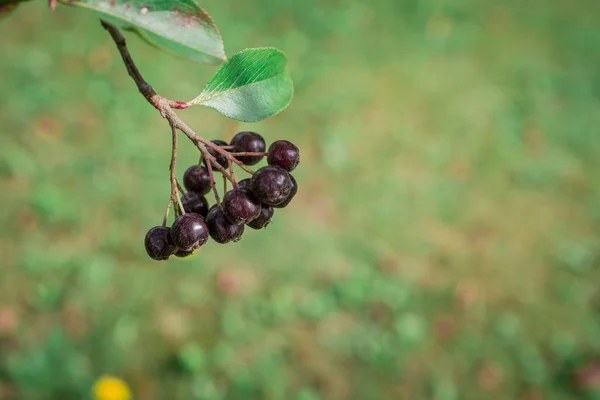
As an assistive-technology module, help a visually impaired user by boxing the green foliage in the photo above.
[58,0,225,64]
[191,48,293,122]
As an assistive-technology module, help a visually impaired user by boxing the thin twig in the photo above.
[171,117,255,175]
[170,123,186,216]
[162,198,173,227]
[229,152,268,157]
[101,21,188,110]
[228,158,238,189]
[197,142,221,207]
[177,181,189,199]
[168,114,237,183]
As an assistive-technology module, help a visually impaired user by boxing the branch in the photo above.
[170,123,185,216]
[101,21,189,110]
[101,20,259,218]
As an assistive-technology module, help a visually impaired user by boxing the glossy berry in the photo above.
[183,165,212,196]
[237,178,252,189]
[207,206,245,243]
[203,139,229,170]
[273,174,298,208]
[246,204,274,230]
[230,131,265,165]
[222,188,261,224]
[144,226,176,260]
[267,140,300,171]
[171,213,209,251]
[181,192,209,219]
[251,166,293,206]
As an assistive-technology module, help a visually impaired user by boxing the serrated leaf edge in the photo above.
[188,47,288,106]
[200,73,294,123]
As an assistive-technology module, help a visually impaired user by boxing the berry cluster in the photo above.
[144,131,299,260]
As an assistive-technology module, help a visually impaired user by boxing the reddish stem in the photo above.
[197,144,221,207]
[172,101,189,109]
[177,181,189,199]
[228,158,238,189]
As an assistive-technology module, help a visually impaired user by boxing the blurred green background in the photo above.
[2,0,600,399]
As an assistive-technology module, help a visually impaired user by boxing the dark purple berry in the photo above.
[222,188,261,224]
[273,174,297,208]
[144,226,176,260]
[174,248,197,258]
[171,213,209,251]
[183,165,212,196]
[181,192,209,219]
[230,131,265,166]
[238,178,252,190]
[251,166,292,206]
[207,207,245,243]
[238,178,252,187]
[203,139,229,170]
[246,204,274,230]
[267,140,300,172]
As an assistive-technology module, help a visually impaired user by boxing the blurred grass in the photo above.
[1,0,600,399]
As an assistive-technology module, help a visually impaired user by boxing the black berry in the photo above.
[144,226,176,260]
[171,213,209,251]
[251,166,293,206]
[230,131,265,165]
[222,188,262,224]
[246,204,274,230]
[181,192,209,219]
[207,206,245,243]
[238,178,252,189]
[267,140,300,172]
[273,174,297,208]
[203,139,229,170]
[183,165,212,196]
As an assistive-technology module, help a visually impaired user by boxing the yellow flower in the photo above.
[93,376,132,400]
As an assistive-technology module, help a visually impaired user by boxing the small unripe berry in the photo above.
[174,248,197,258]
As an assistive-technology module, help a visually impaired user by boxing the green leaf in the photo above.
[190,47,293,122]
[58,0,226,65]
